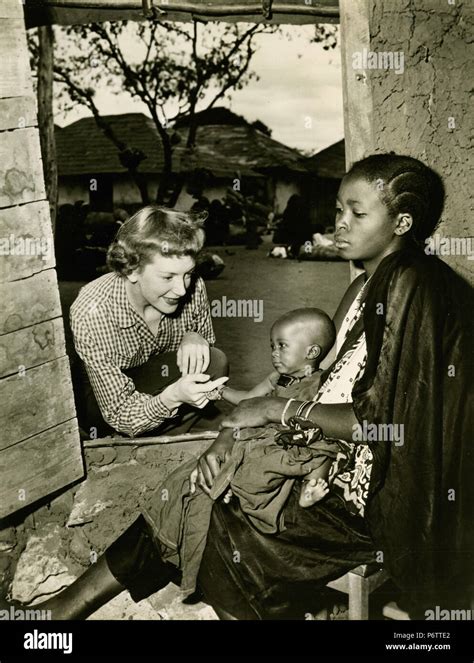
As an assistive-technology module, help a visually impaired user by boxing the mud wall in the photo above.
[340,0,473,283]
[370,0,473,283]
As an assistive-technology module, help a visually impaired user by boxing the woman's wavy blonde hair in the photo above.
[106,206,206,276]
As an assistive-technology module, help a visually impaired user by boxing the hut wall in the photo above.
[174,185,198,211]
[340,0,473,284]
[0,0,84,520]
[175,182,229,211]
[371,0,473,285]
[113,173,157,207]
[202,184,228,204]
[58,176,89,206]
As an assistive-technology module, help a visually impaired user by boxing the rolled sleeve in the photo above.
[72,318,173,437]
[144,394,178,423]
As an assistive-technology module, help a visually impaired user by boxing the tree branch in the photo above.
[207,37,257,109]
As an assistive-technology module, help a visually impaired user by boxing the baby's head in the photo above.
[270,308,336,376]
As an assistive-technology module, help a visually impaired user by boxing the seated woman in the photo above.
[34,154,472,620]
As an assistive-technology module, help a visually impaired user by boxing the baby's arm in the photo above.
[222,371,279,405]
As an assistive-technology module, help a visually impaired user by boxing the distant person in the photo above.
[277,194,312,259]
[225,198,244,224]
[206,199,229,245]
[245,214,259,249]
[218,201,230,245]
[191,196,210,215]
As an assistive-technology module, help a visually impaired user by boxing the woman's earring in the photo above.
[396,214,413,235]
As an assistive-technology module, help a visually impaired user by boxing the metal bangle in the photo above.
[295,400,312,418]
[303,400,318,421]
[281,398,296,427]
[299,402,311,419]
[302,401,315,418]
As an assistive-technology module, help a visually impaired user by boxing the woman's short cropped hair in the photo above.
[347,154,445,244]
[107,206,206,275]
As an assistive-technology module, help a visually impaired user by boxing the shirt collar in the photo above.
[111,274,141,329]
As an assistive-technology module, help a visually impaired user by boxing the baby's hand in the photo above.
[223,488,233,504]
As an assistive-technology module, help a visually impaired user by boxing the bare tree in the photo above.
[29,20,281,204]
[28,19,338,205]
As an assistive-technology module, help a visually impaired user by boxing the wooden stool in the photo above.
[382,601,410,620]
[326,563,389,620]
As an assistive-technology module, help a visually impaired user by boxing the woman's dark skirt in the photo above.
[107,485,375,619]
[197,486,375,620]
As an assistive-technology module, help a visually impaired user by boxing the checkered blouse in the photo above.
[70,272,215,436]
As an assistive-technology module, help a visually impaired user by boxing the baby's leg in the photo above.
[299,457,331,508]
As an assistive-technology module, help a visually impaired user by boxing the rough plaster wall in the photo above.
[370,0,473,284]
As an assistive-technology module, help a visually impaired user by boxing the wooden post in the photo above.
[0,0,84,519]
[38,24,58,235]
[339,0,375,169]
[339,0,375,282]
[24,1,340,27]
[348,572,369,620]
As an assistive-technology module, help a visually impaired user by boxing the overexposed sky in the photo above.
[58,24,344,155]
[224,27,344,153]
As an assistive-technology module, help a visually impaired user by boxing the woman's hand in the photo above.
[177,332,210,375]
[219,396,285,431]
[161,374,228,410]
[190,429,235,495]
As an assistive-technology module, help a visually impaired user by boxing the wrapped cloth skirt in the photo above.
[197,485,375,620]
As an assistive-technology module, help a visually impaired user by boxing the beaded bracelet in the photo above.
[205,385,225,401]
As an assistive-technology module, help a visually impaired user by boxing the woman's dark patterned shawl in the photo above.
[352,248,473,612]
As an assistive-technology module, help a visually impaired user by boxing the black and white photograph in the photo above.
[0,0,472,658]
